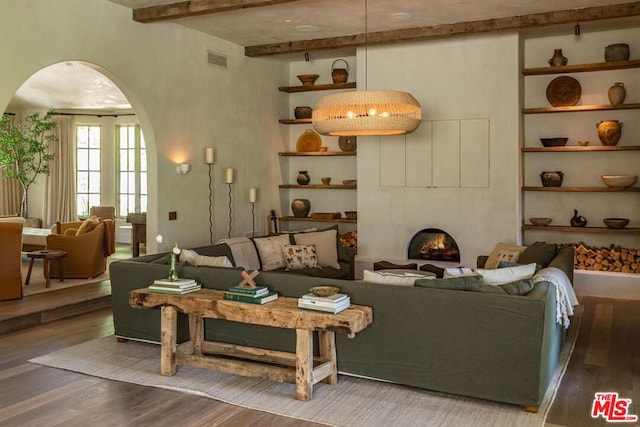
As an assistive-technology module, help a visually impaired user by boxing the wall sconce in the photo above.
[205,147,215,244]
[249,187,257,237]
[226,167,234,237]
[176,163,190,174]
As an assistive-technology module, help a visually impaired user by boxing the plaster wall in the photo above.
[0,0,284,251]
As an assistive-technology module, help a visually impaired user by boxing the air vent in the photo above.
[207,51,228,68]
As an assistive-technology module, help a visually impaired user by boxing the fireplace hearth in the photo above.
[408,228,460,262]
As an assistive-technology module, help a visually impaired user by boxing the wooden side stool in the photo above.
[25,250,67,288]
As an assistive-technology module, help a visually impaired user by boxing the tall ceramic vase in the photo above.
[291,199,311,218]
[608,83,626,106]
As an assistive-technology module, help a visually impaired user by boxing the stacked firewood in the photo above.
[340,231,358,253]
[573,242,640,273]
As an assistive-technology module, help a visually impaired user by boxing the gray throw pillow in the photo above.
[517,242,557,268]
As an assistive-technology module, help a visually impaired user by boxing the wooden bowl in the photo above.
[601,175,638,188]
[529,217,552,226]
[603,218,629,229]
[309,286,340,297]
[297,74,319,86]
[540,137,568,147]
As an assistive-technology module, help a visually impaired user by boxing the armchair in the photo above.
[46,220,108,279]
[0,221,24,300]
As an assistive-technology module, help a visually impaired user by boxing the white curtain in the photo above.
[0,114,21,215]
[44,115,76,227]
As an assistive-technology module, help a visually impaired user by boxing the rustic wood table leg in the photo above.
[318,331,338,385]
[25,257,36,285]
[295,329,313,401]
[43,258,51,288]
[160,305,177,376]
[189,314,204,356]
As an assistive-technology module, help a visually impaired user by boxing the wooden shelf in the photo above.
[279,216,356,224]
[523,103,640,114]
[522,225,640,234]
[278,151,356,157]
[522,59,640,76]
[279,119,312,124]
[278,82,357,93]
[279,184,356,189]
[522,186,640,192]
[522,145,640,152]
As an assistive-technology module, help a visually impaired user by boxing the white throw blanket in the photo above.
[216,237,260,270]
[532,267,579,329]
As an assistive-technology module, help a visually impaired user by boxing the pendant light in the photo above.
[312,0,422,136]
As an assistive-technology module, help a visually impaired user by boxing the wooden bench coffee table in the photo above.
[129,288,373,401]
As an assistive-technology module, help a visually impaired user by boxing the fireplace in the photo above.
[407,228,460,262]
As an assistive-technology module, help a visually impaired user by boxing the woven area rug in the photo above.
[30,314,580,427]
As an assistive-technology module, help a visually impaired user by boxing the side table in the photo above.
[25,249,67,288]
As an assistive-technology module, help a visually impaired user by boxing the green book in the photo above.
[148,285,201,295]
[223,291,278,304]
[226,285,269,296]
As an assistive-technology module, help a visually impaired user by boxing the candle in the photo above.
[249,187,257,203]
[225,167,234,184]
[205,147,215,164]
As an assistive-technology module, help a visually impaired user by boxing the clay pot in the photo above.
[540,171,564,187]
[596,120,624,146]
[608,83,626,106]
[294,106,313,119]
[604,43,630,62]
[570,209,587,227]
[548,49,568,67]
[291,199,311,218]
[331,59,349,84]
[296,171,310,185]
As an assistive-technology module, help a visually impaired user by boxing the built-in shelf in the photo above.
[522,186,640,192]
[522,59,640,76]
[278,151,356,157]
[279,118,312,124]
[279,184,356,190]
[522,225,640,234]
[279,216,357,224]
[278,82,357,93]
[522,145,640,152]
[523,103,640,114]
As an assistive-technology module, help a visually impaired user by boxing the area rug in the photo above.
[20,256,109,296]
[30,314,580,427]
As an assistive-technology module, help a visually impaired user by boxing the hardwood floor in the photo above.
[0,296,637,426]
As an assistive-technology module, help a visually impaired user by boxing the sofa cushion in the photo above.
[415,275,482,290]
[484,242,527,269]
[282,244,321,270]
[477,263,537,285]
[517,241,558,268]
[253,234,291,271]
[293,228,340,269]
[363,269,432,286]
[76,215,100,235]
[501,278,535,295]
[415,275,534,295]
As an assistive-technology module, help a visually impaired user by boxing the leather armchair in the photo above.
[46,221,107,279]
[0,221,24,300]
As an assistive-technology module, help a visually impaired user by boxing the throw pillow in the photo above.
[253,234,291,271]
[415,275,482,290]
[477,263,537,285]
[484,242,527,269]
[76,215,100,236]
[293,228,340,269]
[195,255,233,268]
[282,244,321,270]
[517,241,557,268]
[500,278,535,295]
[363,269,430,286]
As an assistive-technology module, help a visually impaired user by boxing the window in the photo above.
[76,125,101,217]
[116,124,146,217]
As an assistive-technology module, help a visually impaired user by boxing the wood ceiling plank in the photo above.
[245,2,640,57]
[133,0,302,23]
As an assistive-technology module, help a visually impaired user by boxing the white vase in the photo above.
[608,82,626,106]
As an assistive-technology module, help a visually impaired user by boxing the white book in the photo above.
[149,284,201,294]
[298,297,350,309]
[152,278,197,287]
[301,293,349,304]
[298,301,350,314]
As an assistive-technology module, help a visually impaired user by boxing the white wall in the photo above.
[0,0,285,251]
[357,33,522,267]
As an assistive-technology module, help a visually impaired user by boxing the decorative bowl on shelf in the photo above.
[540,137,568,147]
[577,140,589,146]
[342,179,357,186]
[344,211,357,220]
[296,74,319,86]
[529,217,552,226]
[603,218,629,229]
[294,106,313,119]
[309,286,340,297]
[601,175,638,188]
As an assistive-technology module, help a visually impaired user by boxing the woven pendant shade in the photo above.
[312,90,422,136]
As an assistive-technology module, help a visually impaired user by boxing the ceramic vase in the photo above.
[604,43,630,62]
[596,120,624,146]
[291,199,311,218]
[296,171,310,185]
[548,49,568,67]
[570,209,587,227]
[608,82,626,106]
[540,171,564,187]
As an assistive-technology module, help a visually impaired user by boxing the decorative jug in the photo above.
[296,171,310,185]
[291,199,311,218]
[570,209,587,227]
[596,120,623,146]
[548,49,568,67]
[540,171,564,187]
[608,83,626,106]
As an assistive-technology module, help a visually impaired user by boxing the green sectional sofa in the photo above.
[109,245,575,410]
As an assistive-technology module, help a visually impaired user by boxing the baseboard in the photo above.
[573,270,640,301]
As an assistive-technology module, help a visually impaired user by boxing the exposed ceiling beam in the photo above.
[245,2,640,57]
[133,0,302,23]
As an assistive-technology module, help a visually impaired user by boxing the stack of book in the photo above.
[223,285,278,304]
[298,293,350,314]
[148,278,201,294]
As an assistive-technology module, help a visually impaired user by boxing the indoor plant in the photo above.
[0,111,57,218]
